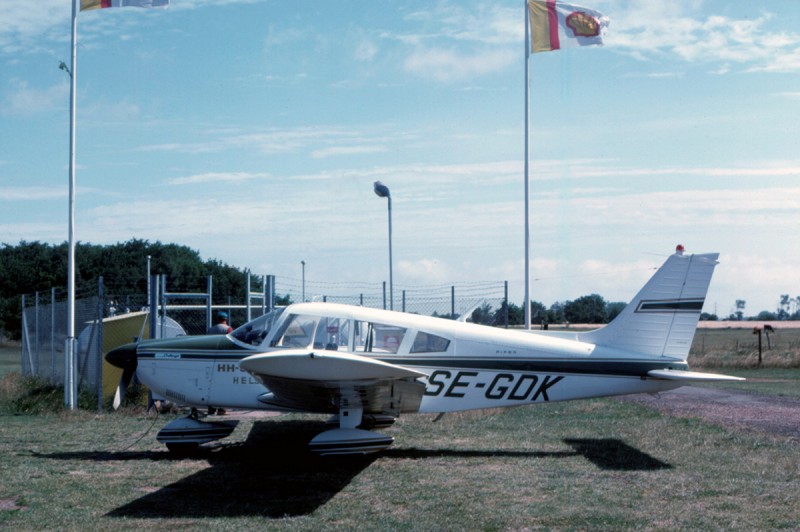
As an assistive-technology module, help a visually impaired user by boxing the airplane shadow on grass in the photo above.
[36,420,375,519]
[389,438,671,471]
[106,420,374,519]
[563,438,672,471]
[36,421,670,519]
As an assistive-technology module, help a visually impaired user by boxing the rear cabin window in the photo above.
[410,332,451,353]
[313,317,349,350]
[354,321,406,354]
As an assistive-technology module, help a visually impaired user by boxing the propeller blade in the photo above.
[112,363,136,410]
[106,343,138,410]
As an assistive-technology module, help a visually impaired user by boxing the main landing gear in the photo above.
[157,408,238,454]
[309,405,394,456]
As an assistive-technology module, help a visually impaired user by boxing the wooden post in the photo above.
[753,327,762,366]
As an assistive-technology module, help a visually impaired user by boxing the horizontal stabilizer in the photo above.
[647,369,744,382]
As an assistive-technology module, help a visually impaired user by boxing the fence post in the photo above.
[149,275,159,340]
[451,286,455,319]
[262,275,268,314]
[266,275,275,311]
[160,275,167,339]
[206,275,213,332]
[382,282,387,310]
[402,290,406,313]
[504,281,509,328]
[754,327,763,366]
[246,271,252,322]
[97,276,104,413]
[51,287,56,380]
[20,294,28,376]
[34,291,40,375]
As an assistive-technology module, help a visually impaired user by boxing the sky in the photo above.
[1,0,799,317]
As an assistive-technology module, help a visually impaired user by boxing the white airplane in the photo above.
[106,247,742,455]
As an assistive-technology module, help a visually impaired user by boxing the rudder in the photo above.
[584,249,719,359]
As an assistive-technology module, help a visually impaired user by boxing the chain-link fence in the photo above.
[20,283,102,397]
[274,278,509,325]
[20,274,509,410]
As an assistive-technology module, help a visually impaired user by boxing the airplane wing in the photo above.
[647,369,745,382]
[239,350,427,415]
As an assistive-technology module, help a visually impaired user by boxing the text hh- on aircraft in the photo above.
[107,247,742,455]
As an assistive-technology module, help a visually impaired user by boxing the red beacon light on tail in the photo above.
[675,244,685,255]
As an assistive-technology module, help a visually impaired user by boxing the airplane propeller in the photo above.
[105,342,138,410]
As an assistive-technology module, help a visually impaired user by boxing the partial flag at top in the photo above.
[528,0,608,53]
[81,0,168,11]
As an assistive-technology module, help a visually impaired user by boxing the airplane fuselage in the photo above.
[107,251,741,454]
[131,307,689,415]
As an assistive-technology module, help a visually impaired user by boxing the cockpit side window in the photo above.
[231,307,285,346]
[270,314,318,348]
[410,331,451,353]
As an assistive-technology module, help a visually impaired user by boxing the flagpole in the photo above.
[523,0,531,331]
[66,0,78,410]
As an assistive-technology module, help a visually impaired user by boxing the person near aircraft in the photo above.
[207,311,233,335]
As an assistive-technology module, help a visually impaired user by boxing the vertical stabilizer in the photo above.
[584,249,719,359]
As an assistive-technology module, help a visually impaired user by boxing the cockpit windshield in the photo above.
[231,307,286,346]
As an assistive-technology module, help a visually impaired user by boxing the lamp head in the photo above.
[373,181,390,198]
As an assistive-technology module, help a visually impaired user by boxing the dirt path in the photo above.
[617,386,800,441]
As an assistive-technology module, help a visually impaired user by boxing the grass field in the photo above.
[1,330,799,529]
[1,399,798,529]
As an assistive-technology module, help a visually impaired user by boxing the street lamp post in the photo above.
[373,181,393,310]
[301,260,306,302]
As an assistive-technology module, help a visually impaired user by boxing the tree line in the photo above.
[0,240,254,340]
[2,240,796,340]
[469,295,627,328]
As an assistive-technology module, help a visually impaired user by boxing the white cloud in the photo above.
[711,253,800,316]
[311,145,387,159]
[404,3,521,46]
[140,124,411,159]
[404,48,516,82]
[354,39,379,62]
[167,172,268,186]
[0,186,66,201]
[0,0,68,54]
[605,1,800,72]
[1,80,68,116]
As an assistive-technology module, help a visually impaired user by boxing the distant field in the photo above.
[691,326,800,368]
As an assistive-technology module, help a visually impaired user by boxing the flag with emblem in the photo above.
[527,0,608,53]
[81,0,168,11]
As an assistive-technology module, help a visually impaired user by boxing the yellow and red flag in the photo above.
[81,0,168,11]
[528,0,608,53]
